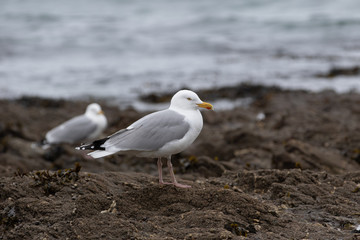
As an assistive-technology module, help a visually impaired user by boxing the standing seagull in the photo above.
[42,103,107,148]
[77,90,213,188]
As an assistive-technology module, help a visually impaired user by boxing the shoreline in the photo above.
[2,79,359,112]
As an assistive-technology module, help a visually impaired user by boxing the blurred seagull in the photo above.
[41,103,107,149]
[77,90,213,188]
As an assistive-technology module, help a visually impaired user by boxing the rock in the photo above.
[277,139,359,173]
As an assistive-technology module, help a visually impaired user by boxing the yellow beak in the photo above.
[197,102,214,110]
[98,110,104,115]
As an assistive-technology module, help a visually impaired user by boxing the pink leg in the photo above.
[157,158,165,185]
[158,157,173,185]
[167,156,191,188]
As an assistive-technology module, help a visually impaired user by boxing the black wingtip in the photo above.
[76,137,109,151]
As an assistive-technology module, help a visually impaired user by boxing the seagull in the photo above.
[41,103,107,148]
[76,90,213,188]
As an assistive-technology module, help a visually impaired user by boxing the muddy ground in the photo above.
[1,84,360,239]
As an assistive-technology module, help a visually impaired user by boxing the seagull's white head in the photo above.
[85,103,104,117]
[170,90,214,111]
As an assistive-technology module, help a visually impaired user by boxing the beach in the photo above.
[1,85,359,239]
[1,0,360,238]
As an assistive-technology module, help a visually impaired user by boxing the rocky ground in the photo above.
[1,84,360,239]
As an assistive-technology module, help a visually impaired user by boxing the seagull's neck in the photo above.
[86,112,106,126]
[169,106,203,133]
[169,105,198,113]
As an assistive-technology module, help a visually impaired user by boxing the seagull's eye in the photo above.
[187,97,192,101]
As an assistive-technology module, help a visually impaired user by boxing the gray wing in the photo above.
[46,115,97,144]
[104,109,190,151]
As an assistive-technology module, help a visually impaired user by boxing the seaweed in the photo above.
[14,168,28,177]
[29,162,82,195]
[224,222,253,237]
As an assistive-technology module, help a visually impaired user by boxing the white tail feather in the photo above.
[88,150,115,158]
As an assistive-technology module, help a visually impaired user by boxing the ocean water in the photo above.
[1,0,360,108]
